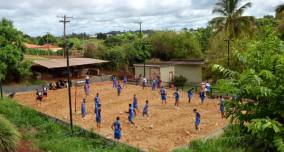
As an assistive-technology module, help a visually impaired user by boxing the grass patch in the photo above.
[174,126,247,152]
[0,98,139,152]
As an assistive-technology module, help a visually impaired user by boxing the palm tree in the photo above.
[210,0,255,67]
[276,4,284,19]
[276,4,284,37]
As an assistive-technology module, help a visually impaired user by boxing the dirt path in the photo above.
[14,81,227,152]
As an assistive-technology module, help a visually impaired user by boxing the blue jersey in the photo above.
[81,102,87,117]
[96,107,101,122]
[133,97,138,108]
[160,88,166,95]
[220,98,225,112]
[95,96,100,105]
[117,85,122,91]
[195,112,201,125]
[188,90,193,97]
[113,120,121,132]
[85,79,90,84]
[129,106,134,116]
[200,91,205,98]
[143,103,148,113]
[174,91,180,100]
[123,77,127,83]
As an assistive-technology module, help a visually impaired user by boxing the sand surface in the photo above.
[14,81,227,152]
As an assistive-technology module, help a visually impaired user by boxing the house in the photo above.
[133,63,174,85]
[32,58,108,79]
[25,43,63,52]
[133,59,204,85]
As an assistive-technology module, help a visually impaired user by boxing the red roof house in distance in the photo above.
[25,43,63,52]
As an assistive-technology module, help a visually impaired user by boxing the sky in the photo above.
[0,0,283,36]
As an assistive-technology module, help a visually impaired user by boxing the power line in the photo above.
[58,15,74,133]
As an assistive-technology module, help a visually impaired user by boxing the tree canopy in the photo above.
[0,18,31,82]
[210,0,255,39]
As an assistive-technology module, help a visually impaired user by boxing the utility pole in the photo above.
[47,32,50,56]
[224,39,231,68]
[59,15,73,133]
[137,20,145,77]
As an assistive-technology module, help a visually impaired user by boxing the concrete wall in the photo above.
[134,66,150,78]
[160,66,174,83]
[174,65,202,83]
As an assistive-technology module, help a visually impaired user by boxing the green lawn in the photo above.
[174,125,247,152]
[0,98,139,152]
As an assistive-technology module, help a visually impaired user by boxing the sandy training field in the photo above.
[14,81,227,152]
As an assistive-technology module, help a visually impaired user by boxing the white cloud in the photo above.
[0,0,283,36]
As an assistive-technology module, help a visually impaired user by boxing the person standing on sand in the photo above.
[132,94,139,115]
[112,117,122,140]
[123,75,127,87]
[117,83,122,96]
[160,86,167,104]
[143,100,149,117]
[173,88,180,108]
[219,96,225,118]
[96,103,101,131]
[200,89,206,104]
[187,88,193,103]
[128,103,135,125]
[81,98,87,118]
[94,93,100,113]
[193,109,201,132]
[84,76,90,97]
[142,77,147,89]
[42,85,48,98]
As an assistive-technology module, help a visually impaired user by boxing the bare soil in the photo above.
[14,81,227,152]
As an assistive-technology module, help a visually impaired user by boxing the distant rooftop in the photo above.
[33,58,108,69]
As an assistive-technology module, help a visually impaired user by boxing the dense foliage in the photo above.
[213,30,284,151]
[0,18,31,82]
[0,115,20,152]
[173,76,187,89]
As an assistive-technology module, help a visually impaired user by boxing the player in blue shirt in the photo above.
[112,116,122,140]
[160,86,167,104]
[81,98,87,118]
[117,83,122,96]
[173,88,180,107]
[152,79,156,91]
[128,104,135,125]
[96,103,101,131]
[123,75,127,87]
[143,100,149,118]
[94,93,100,113]
[132,94,139,115]
[187,88,193,103]
[193,109,201,131]
[200,90,205,104]
[219,96,225,118]
[112,76,117,88]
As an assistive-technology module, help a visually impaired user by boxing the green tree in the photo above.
[276,4,284,40]
[212,32,284,151]
[38,33,58,45]
[0,18,31,82]
[147,31,201,60]
[276,4,284,20]
[210,0,255,39]
[102,46,126,70]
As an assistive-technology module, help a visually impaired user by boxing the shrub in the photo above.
[0,115,20,152]
[173,76,187,89]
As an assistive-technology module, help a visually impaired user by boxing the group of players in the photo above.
[35,76,225,140]
[80,76,226,140]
